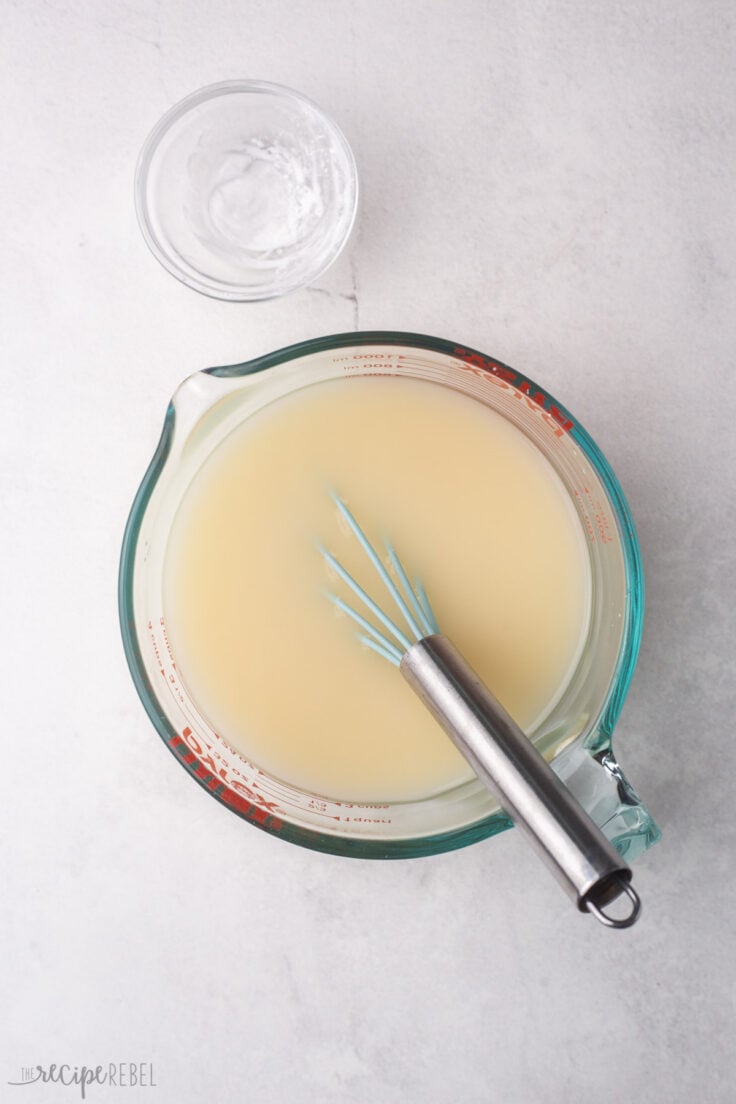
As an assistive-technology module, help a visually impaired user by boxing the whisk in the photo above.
[321,493,641,929]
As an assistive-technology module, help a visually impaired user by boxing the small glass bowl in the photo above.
[134,81,359,301]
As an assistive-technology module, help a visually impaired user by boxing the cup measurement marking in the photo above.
[147,619,394,827]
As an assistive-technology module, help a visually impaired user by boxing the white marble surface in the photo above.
[2,1,735,1101]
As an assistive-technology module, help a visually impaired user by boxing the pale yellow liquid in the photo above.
[164,376,590,803]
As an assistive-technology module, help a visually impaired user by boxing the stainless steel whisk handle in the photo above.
[401,635,641,928]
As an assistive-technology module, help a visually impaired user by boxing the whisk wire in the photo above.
[326,591,405,662]
[358,634,402,667]
[332,495,425,642]
[415,579,440,634]
[322,549,413,651]
[385,544,435,638]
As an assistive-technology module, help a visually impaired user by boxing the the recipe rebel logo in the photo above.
[8,1063,157,1098]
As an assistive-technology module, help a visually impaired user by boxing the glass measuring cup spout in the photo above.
[119,331,661,861]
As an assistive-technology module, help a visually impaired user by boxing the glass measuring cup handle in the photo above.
[550,741,661,863]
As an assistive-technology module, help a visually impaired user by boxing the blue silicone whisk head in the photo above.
[319,492,439,666]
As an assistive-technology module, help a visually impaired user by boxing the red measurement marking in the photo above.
[573,488,614,545]
[452,347,574,435]
[453,348,517,382]
[221,789,284,830]
[159,616,176,669]
[171,733,285,828]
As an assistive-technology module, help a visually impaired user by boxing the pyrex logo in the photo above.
[452,347,575,436]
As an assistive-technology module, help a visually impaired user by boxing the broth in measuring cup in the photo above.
[162,374,591,804]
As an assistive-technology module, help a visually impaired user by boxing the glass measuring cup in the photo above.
[119,332,661,859]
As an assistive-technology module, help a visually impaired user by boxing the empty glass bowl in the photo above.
[134,81,359,301]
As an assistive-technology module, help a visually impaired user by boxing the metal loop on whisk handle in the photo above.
[401,635,641,928]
